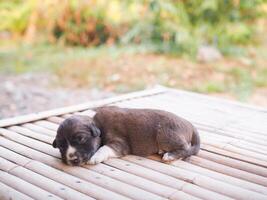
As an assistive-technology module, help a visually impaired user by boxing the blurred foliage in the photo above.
[0,0,266,55]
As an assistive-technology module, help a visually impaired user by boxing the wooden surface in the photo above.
[0,86,267,200]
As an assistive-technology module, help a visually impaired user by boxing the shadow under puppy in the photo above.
[52,106,200,166]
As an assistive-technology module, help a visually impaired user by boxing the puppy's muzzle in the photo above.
[66,145,81,166]
[68,153,80,165]
[66,149,95,166]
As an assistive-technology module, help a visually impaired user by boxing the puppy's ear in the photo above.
[52,139,57,148]
[90,123,101,137]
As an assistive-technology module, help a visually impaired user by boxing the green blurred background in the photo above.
[0,0,267,109]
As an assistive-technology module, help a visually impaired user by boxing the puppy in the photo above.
[52,106,200,166]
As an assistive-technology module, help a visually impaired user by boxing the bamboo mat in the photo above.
[0,86,267,200]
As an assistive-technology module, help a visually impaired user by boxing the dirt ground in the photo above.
[0,72,266,119]
[0,73,115,119]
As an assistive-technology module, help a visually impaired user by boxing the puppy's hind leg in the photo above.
[162,142,191,162]
[163,127,201,162]
[157,129,192,162]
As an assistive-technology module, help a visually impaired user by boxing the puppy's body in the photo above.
[93,106,200,160]
[53,106,200,165]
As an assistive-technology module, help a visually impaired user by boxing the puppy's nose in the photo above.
[69,153,75,158]
[70,158,79,165]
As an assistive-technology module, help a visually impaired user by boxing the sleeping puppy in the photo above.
[52,106,200,166]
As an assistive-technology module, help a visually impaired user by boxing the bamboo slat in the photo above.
[124,155,267,200]
[201,130,267,152]
[104,158,233,200]
[0,182,34,200]
[216,127,267,142]
[0,128,59,158]
[228,123,267,136]
[188,156,267,187]
[148,155,267,195]
[46,116,65,124]
[8,125,53,143]
[201,144,267,167]
[11,167,95,200]
[0,156,95,200]
[34,120,59,131]
[160,91,267,135]
[0,171,62,200]
[171,157,267,195]
[22,123,56,137]
[0,146,31,166]
[47,116,66,124]
[221,144,267,162]
[165,88,267,114]
[0,136,59,164]
[26,161,130,200]
[55,168,167,200]
[0,156,17,171]
[105,158,185,189]
[87,163,201,200]
[200,134,267,157]
[0,139,132,200]
[61,114,73,118]
[0,137,167,200]
[198,150,267,177]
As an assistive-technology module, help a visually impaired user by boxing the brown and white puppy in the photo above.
[52,106,200,166]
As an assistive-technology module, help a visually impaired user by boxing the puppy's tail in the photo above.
[189,127,200,156]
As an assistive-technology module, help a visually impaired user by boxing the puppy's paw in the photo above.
[88,145,117,165]
[88,153,106,165]
[162,152,176,162]
[158,149,164,155]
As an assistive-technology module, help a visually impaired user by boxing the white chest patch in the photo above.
[66,144,77,162]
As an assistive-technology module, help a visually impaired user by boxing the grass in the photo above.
[1,42,267,102]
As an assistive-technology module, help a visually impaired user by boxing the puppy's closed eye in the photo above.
[75,134,88,144]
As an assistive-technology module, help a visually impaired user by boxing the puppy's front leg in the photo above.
[88,145,118,165]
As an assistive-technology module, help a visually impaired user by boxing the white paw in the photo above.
[162,152,175,162]
[158,149,164,155]
[87,145,118,165]
[88,153,106,165]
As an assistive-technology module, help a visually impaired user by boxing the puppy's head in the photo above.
[52,115,101,166]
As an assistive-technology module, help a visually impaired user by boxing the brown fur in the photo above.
[93,106,200,160]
